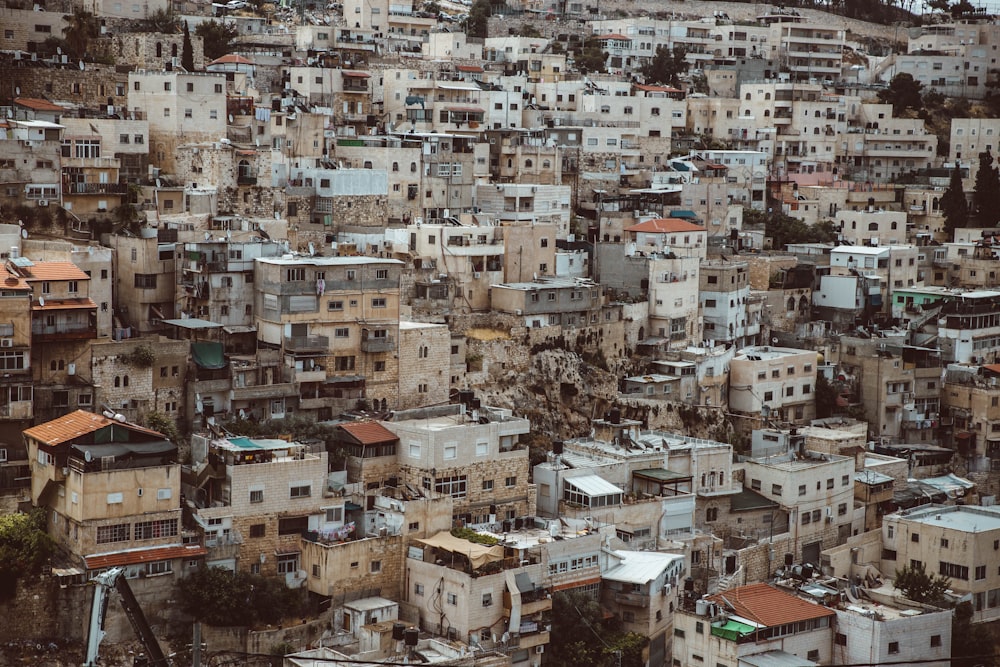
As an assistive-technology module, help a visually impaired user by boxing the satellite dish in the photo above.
[56,46,61,54]
[38,296,44,307]
[84,450,92,462]
[771,337,778,344]
[21,228,28,239]
[79,61,85,71]
[14,86,20,96]
[228,114,234,123]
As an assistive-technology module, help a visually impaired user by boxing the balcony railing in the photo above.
[237,175,257,186]
[613,591,650,607]
[31,324,97,341]
[285,335,330,352]
[360,336,395,352]
[68,182,128,194]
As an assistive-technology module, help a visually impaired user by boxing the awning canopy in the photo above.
[417,531,503,569]
[192,342,226,370]
[162,318,223,330]
[71,441,175,459]
[565,474,624,497]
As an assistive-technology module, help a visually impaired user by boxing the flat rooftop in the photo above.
[896,504,1000,533]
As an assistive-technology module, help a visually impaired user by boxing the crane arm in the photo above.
[82,566,169,667]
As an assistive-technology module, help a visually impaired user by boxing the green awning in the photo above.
[669,209,698,219]
[711,619,756,641]
[192,342,226,369]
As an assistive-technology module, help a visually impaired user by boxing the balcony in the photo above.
[503,592,553,617]
[360,335,395,353]
[31,323,97,342]
[0,401,33,420]
[284,335,330,353]
[613,591,650,608]
[232,382,298,401]
[286,367,327,383]
[67,182,128,195]
[237,175,257,186]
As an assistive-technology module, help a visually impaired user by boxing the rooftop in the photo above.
[604,550,684,585]
[894,504,1000,532]
[625,218,707,234]
[24,410,166,447]
[338,421,399,445]
[707,582,835,627]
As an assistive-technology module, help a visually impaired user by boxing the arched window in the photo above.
[787,297,796,312]
[868,222,879,231]
[123,375,129,387]
[171,43,178,57]
[890,221,898,230]
[50,360,57,371]
[764,110,771,117]
[542,160,551,169]
[410,162,417,173]
[799,295,809,313]
[156,42,162,58]
[364,160,373,169]
[392,162,399,172]
[114,376,120,388]
[764,92,771,100]
[238,159,252,180]
[744,93,751,100]
[525,159,533,168]
[814,110,821,118]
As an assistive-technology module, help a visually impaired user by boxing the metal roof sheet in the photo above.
[564,473,623,497]
[603,550,684,585]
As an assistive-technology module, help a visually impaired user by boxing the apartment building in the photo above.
[729,346,819,424]
[673,583,836,666]
[881,504,1000,622]
[490,277,609,330]
[837,209,907,247]
[941,363,1000,462]
[254,255,403,412]
[647,254,701,350]
[949,118,1000,177]
[475,183,573,239]
[127,70,228,172]
[602,550,686,667]
[109,235,176,336]
[768,20,845,83]
[842,104,938,183]
[24,410,200,571]
[937,290,1000,363]
[0,118,63,210]
[185,434,332,577]
[699,259,760,348]
[177,240,284,326]
[382,403,533,525]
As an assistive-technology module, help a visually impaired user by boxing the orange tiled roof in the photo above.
[625,218,705,234]
[707,583,835,627]
[456,65,484,73]
[634,84,683,93]
[595,33,630,40]
[339,421,399,445]
[209,53,255,65]
[84,544,207,570]
[0,270,31,291]
[14,97,66,112]
[31,297,97,311]
[23,409,166,447]
[23,261,91,282]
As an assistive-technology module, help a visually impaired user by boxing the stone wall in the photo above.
[301,534,404,602]
[91,340,156,422]
[5,61,130,112]
[110,32,206,71]
[397,323,451,410]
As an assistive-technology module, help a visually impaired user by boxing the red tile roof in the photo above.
[84,544,207,570]
[595,33,631,40]
[23,409,166,447]
[339,421,399,445]
[707,583,835,627]
[23,261,91,282]
[209,53,255,65]
[341,70,371,78]
[456,65,484,73]
[634,84,683,93]
[14,97,66,112]
[31,297,97,311]
[625,218,706,234]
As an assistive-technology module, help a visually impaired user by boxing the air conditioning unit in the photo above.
[0,339,12,348]
[535,646,545,654]
[473,272,481,279]
[37,199,48,207]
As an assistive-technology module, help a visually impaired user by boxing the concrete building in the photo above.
[881,504,1000,622]
[730,346,819,424]
[672,582,835,666]
[383,403,533,525]
[490,277,608,330]
[254,255,403,414]
[24,410,202,573]
[743,447,857,562]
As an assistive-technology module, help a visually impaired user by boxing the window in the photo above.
[977,565,987,580]
[940,561,969,580]
[888,642,899,655]
[372,297,387,308]
[376,269,389,280]
[134,519,178,540]
[505,476,517,487]
[277,553,298,574]
[334,327,349,338]
[249,489,263,503]
[290,484,311,498]
[326,507,343,522]
[482,479,494,491]
[706,507,718,522]
[329,300,344,311]
[772,484,782,495]
[798,485,806,496]
[415,583,425,596]
[941,538,949,548]
[249,524,265,538]
[435,475,467,498]
[97,524,130,544]
[482,592,493,607]
[835,633,847,646]
[134,274,157,289]
[371,560,382,573]
[287,268,306,281]
[931,635,942,648]
[912,533,920,543]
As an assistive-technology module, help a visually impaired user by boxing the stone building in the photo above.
[397,321,451,410]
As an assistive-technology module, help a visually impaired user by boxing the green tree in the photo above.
[195,20,238,61]
[878,73,923,116]
[747,208,837,250]
[941,165,969,235]
[464,0,489,39]
[62,8,99,60]
[181,21,195,71]
[138,8,181,33]
[144,411,183,449]
[953,601,998,667]
[894,561,950,604]
[640,45,688,87]
[974,150,1000,227]
[814,372,838,419]
[574,39,608,74]
[549,591,646,667]
[176,566,307,627]
[0,509,55,600]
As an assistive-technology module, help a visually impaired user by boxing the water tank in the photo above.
[802,563,814,580]
[609,407,621,424]
[695,599,708,616]
[784,553,794,567]
[392,623,405,641]
[514,517,524,530]
[458,390,474,408]
[502,520,512,532]
[471,397,482,411]
[404,628,419,647]
[684,577,695,592]
[553,440,564,455]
